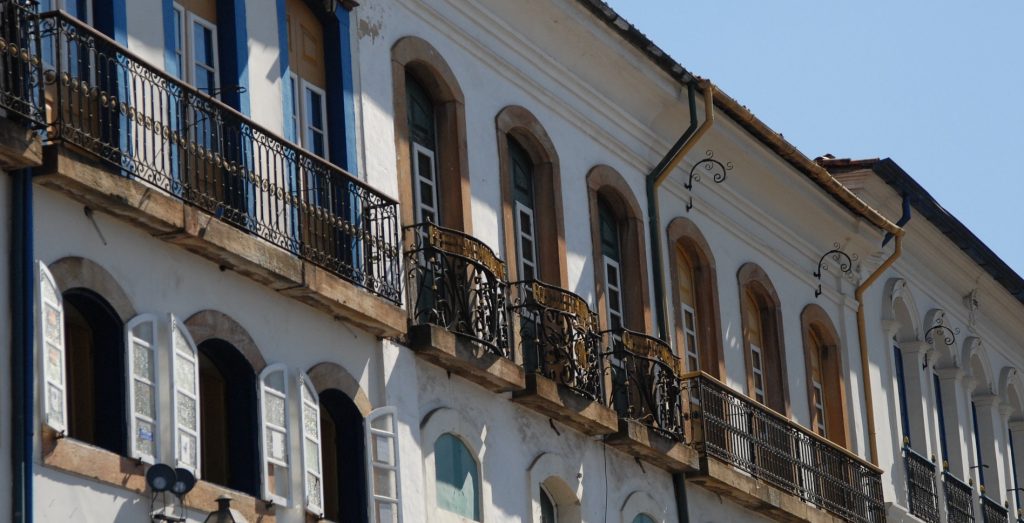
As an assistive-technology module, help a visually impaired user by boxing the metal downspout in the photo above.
[10,167,34,523]
[856,231,904,466]
[647,81,715,341]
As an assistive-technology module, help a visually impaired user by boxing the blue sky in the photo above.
[604,1,1024,276]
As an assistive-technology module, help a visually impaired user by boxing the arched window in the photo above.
[496,105,566,286]
[737,263,787,414]
[632,514,656,523]
[198,338,259,496]
[800,305,848,446]
[63,288,126,454]
[587,165,650,333]
[434,433,480,521]
[392,36,471,232]
[667,218,722,377]
[319,388,367,522]
[540,484,556,523]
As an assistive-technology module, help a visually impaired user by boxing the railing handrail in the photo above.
[600,327,680,374]
[509,278,595,323]
[37,9,396,204]
[405,222,506,279]
[903,444,937,468]
[943,469,973,489]
[679,370,884,474]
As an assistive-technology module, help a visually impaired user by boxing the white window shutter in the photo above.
[259,363,291,505]
[37,261,67,433]
[170,315,201,475]
[298,373,324,515]
[125,314,159,463]
[366,406,402,523]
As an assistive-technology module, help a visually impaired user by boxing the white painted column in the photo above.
[900,341,936,457]
[936,367,972,479]
[1008,421,1024,518]
[973,394,1006,503]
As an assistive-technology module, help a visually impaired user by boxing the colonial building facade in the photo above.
[0,0,1020,522]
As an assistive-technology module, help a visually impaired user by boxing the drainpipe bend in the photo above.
[856,231,904,466]
[647,81,715,341]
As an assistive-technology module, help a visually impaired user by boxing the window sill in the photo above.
[41,425,276,522]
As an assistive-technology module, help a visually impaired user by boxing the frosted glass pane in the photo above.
[177,393,196,430]
[267,428,287,461]
[374,467,396,497]
[265,394,285,427]
[264,371,284,392]
[40,275,58,303]
[179,432,197,467]
[133,321,153,342]
[44,304,61,345]
[306,473,321,508]
[303,404,318,438]
[134,345,153,380]
[47,384,64,426]
[175,357,195,394]
[135,382,154,418]
[304,440,319,473]
[373,434,393,465]
[136,420,155,456]
[371,414,393,432]
[376,501,397,523]
[46,346,62,382]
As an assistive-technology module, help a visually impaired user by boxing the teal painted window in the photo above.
[509,137,535,208]
[632,514,656,523]
[598,196,621,260]
[435,434,480,521]
[540,485,556,523]
[407,75,436,148]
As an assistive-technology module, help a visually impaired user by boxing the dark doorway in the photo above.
[198,338,259,496]
[320,388,367,522]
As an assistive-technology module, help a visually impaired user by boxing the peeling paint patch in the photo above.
[358,18,383,43]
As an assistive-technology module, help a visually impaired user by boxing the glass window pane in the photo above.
[435,434,480,521]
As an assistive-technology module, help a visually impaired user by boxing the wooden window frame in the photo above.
[800,304,849,447]
[495,105,567,287]
[392,36,472,234]
[666,217,724,378]
[586,165,651,333]
[737,262,789,415]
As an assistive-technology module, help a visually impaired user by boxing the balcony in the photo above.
[509,279,618,435]
[405,222,523,392]
[0,4,405,336]
[981,494,1009,523]
[681,373,885,523]
[903,446,939,523]
[602,328,697,472]
[944,471,975,523]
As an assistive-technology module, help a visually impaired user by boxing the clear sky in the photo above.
[604,0,1024,276]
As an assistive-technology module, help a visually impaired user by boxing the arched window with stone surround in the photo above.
[586,165,651,333]
[667,217,723,377]
[434,433,480,521]
[800,304,848,446]
[737,263,788,414]
[391,36,472,233]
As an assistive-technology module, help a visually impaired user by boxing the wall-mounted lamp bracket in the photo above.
[684,149,732,211]
[813,242,858,298]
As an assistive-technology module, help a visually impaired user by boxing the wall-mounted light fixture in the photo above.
[147,464,197,522]
[684,150,732,211]
[203,496,238,523]
[813,242,857,298]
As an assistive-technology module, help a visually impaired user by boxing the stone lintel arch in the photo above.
[420,407,487,522]
[391,35,472,233]
[883,278,920,343]
[998,367,1024,420]
[526,452,581,523]
[496,105,567,287]
[619,490,665,523]
[666,216,724,378]
[307,362,372,417]
[184,310,267,373]
[964,337,994,395]
[737,262,789,415]
[586,164,651,333]
[49,256,135,322]
[800,303,849,446]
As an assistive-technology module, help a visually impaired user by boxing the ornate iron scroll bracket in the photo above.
[923,317,959,369]
[684,150,733,212]
[813,242,858,298]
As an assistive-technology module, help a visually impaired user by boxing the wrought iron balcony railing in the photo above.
[944,471,976,523]
[0,4,401,301]
[0,0,45,127]
[601,328,684,440]
[982,495,1009,523]
[405,223,510,358]
[681,373,885,523]
[903,446,939,523]
[509,279,602,400]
